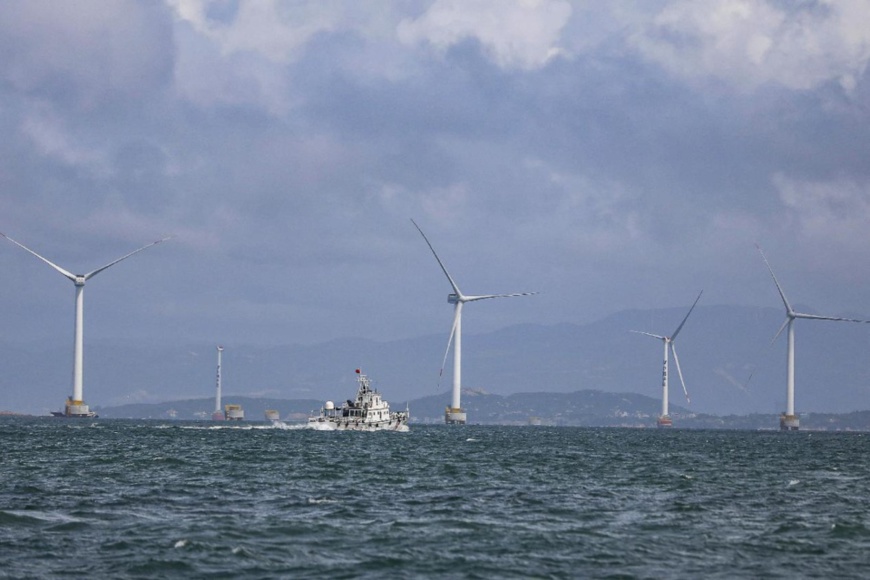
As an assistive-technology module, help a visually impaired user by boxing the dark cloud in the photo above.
[2,1,870,413]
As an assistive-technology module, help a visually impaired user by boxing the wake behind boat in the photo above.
[308,369,408,431]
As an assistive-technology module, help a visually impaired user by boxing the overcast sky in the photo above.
[2,0,870,352]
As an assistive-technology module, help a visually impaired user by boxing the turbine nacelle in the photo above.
[448,293,459,304]
[75,275,86,286]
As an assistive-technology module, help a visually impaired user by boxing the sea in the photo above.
[1,418,869,579]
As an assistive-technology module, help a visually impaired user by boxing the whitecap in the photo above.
[174,539,188,549]
[788,479,800,487]
[180,424,251,431]
[179,421,311,431]
[306,421,337,431]
[5,510,80,523]
[269,421,310,431]
[308,497,338,505]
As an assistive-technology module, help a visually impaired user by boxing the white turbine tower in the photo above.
[213,345,225,421]
[756,245,870,431]
[412,219,536,424]
[631,291,702,428]
[0,232,171,417]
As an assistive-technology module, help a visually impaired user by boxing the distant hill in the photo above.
[95,387,682,425]
[5,304,870,417]
[97,396,323,421]
[94,389,870,431]
[94,388,686,426]
[406,388,685,426]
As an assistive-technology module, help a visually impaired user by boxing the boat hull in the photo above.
[308,416,408,431]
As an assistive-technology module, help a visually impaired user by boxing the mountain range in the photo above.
[3,304,870,418]
[92,390,870,431]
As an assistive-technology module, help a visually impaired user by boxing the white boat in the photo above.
[309,369,409,431]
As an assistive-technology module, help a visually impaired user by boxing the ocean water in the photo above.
[1,418,869,579]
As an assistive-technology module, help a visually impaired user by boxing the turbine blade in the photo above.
[769,317,790,346]
[671,290,703,341]
[744,317,790,388]
[465,292,538,302]
[411,219,463,297]
[84,235,172,280]
[756,244,793,314]
[630,330,666,340]
[0,231,76,281]
[437,307,460,389]
[794,312,870,324]
[671,343,690,404]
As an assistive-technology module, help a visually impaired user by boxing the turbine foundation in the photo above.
[445,407,466,424]
[780,413,799,431]
[225,404,245,421]
[657,415,673,428]
[53,397,97,418]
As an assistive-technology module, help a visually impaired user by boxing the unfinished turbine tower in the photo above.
[412,219,536,424]
[213,345,225,421]
[212,345,243,421]
[0,232,170,417]
[756,245,870,431]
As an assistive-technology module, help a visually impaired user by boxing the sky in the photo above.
[2,0,870,357]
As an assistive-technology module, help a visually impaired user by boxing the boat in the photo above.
[308,369,409,431]
[264,409,280,421]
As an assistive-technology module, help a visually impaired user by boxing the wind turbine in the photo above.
[755,244,870,431]
[631,291,702,428]
[411,219,536,424]
[0,232,171,417]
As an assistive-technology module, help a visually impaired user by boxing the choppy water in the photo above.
[2,418,870,579]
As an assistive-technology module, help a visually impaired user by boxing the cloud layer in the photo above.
[2,0,870,409]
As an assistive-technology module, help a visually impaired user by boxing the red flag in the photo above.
[355,369,361,374]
